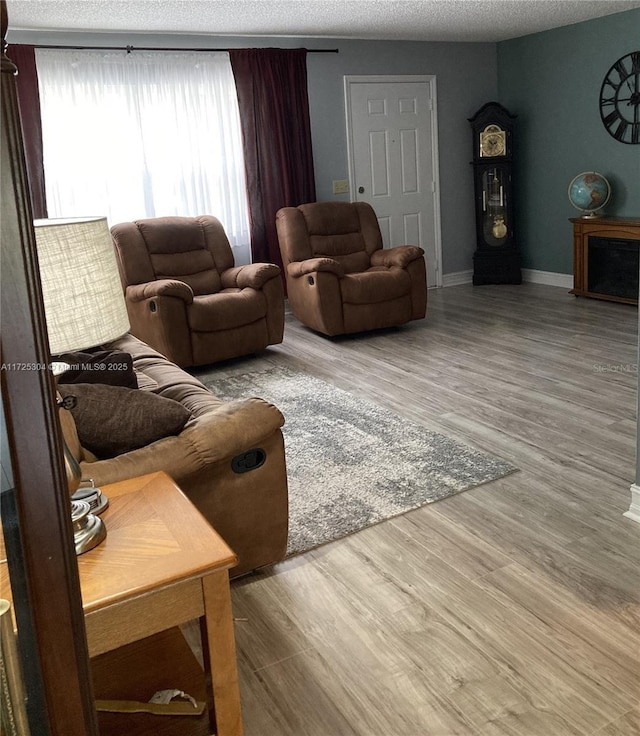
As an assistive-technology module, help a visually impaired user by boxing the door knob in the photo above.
[358,186,365,194]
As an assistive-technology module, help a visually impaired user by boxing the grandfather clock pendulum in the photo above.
[468,102,521,285]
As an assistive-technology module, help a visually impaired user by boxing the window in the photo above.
[36,49,250,248]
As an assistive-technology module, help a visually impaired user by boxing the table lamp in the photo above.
[33,216,130,554]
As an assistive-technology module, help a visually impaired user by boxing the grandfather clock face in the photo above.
[479,124,506,158]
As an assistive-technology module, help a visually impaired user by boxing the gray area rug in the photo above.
[201,365,517,557]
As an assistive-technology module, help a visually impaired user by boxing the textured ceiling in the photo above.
[7,0,640,42]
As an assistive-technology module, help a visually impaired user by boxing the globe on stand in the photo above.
[568,172,611,218]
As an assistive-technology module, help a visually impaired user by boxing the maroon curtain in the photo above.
[8,44,47,218]
[230,48,316,267]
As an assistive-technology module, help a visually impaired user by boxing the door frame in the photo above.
[344,74,443,288]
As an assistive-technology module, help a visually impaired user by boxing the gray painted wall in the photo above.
[305,40,497,275]
[8,29,497,276]
[497,9,640,274]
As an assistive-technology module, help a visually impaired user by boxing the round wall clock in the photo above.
[599,51,640,144]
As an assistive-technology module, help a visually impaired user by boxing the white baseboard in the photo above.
[441,268,572,290]
[521,269,573,289]
[623,483,640,524]
[442,270,473,287]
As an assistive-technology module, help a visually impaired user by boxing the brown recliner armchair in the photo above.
[111,215,285,367]
[276,202,427,336]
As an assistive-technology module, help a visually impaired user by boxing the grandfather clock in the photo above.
[469,102,521,285]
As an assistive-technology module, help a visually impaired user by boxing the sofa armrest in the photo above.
[287,258,344,279]
[221,263,281,290]
[370,245,424,269]
[79,397,285,486]
[126,279,194,304]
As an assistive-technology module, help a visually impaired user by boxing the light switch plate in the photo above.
[332,179,349,194]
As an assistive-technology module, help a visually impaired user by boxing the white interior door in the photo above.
[345,75,441,288]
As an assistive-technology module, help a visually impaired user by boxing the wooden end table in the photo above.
[79,471,242,736]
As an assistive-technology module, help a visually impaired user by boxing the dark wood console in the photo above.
[570,216,640,305]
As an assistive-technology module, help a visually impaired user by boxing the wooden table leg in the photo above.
[200,571,243,736]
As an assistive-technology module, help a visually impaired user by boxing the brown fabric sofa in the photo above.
[59,333,289,577]
[111,215,285,368]
[275,201,427,336]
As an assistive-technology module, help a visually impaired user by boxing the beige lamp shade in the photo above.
[33,217,130,354]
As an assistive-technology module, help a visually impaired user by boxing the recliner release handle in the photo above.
[231,448,266,473]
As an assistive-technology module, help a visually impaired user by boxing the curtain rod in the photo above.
[28,44,339,54]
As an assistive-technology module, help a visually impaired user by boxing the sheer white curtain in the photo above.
[35,49,250,248]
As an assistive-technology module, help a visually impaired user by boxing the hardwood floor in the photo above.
[229,283,640,735]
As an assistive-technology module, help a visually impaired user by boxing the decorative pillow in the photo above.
[54,349,137,389]
[58,383,191,459]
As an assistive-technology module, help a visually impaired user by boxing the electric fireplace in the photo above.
[570,217,640,305]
